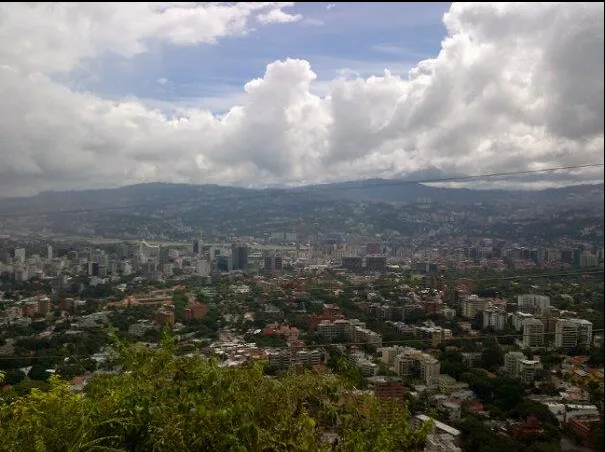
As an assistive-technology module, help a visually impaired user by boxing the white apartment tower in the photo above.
[574,319,593,346]
[505,351,527,377]
[523,318,545,348]
[460,295,487,319]
[482,308,507,330]
[555,319,578,351]
[518,360,541,384]
[554,318,593,351]
[517,294,550,316]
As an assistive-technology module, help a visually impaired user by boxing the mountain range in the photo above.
[0,180,603,214]
[0,180,602,243]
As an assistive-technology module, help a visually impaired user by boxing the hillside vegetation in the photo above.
[0,336,429,452]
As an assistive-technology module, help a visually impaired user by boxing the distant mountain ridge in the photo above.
[0,179,602,243]
[0,180,603,213]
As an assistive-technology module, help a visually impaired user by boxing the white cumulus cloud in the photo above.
[0,2,602,197]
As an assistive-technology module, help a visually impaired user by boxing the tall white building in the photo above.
[482,308,507,330]
[420,355,441,387]
[580,252,598,268]
[517,294,550,316]
[139,241,160,261]
[554,319,579,351]
[512,311,535,331]
[518,359,541,384]
[505,351,526,377]
[553,318,593,351]
[392,348,440,386]
[47,245,53,260]
[460,295,486,319]
[523,318,545,348]
[14,247,26,264]
[572,319,593,346]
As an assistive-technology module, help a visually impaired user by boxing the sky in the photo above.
[0,2,603,197]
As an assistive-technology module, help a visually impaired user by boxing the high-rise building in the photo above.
[118,243,131,259]
[482,308,507,330]
[159,246,170,265]
[341,256,363,272]
[192,240,200,255]
[365,256,387,273]
[419,354,441,387]
[392,347,440,386]
[264,254,273,272]
[567,319,593,346]
[274,255,283,271]
[231,243,249,271]
[37,296,51,316]
[14,247,26,263]
[555,319,579,351]
[580,253,599,268]
[139,241,159,261]
[216,255,233,272]
[505,351,526,377]
[47,245,53,260]
[512,311,535,331]
[460,295,487,319]
[88,262,100,277]
[518,360,541,384]
[264,254,284,272]
[517,294,550,316]
[523,318,545,348]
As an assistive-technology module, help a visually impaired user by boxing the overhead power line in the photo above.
[0,162,602,219]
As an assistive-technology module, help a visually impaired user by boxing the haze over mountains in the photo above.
[0,179,603,214]
[0,180,601,243]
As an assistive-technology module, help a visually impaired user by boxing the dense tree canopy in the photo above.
[0,336,430,452]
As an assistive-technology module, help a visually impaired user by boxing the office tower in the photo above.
[47,245,53,260]
[365,256,387,273]
[342,256,363,272]
[192,240,200,255]
[274,255,283,271]
[231,243,248,271]
[88,262,100,277]
[216,255,233,272]
[264,254,284,272]
[264,254,273,271]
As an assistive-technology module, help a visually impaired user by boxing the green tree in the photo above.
[3,369,26,386]
[27,365,50,382]
[481,337,504,372]
[171,291,189,320]
[0,337,429,452]
[588,346,604,367]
